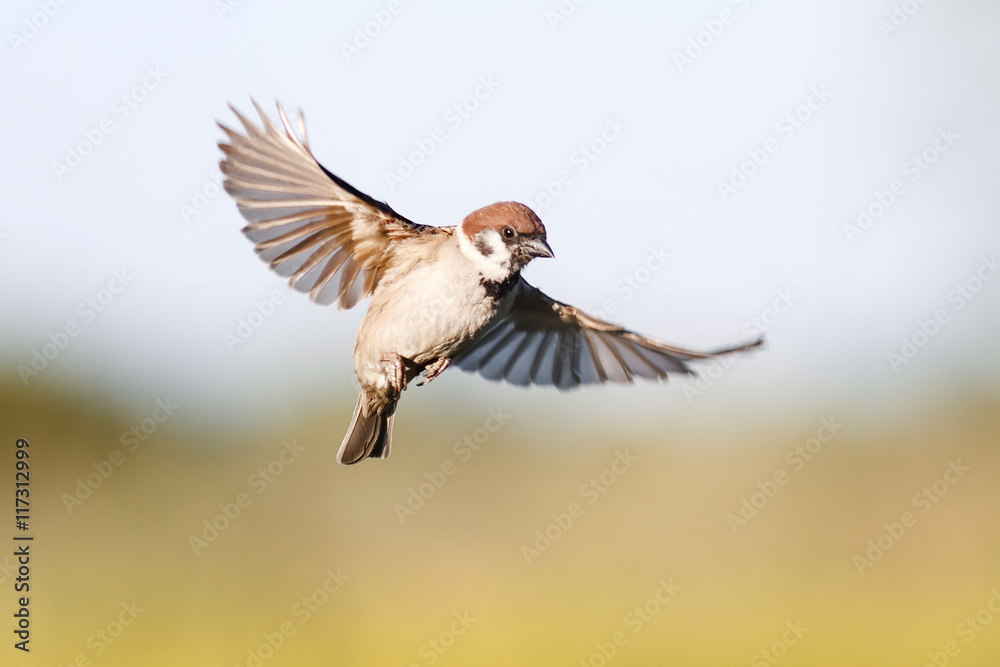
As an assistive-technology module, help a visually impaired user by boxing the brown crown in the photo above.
[461,202,546,237]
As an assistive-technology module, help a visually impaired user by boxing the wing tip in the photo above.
[708,334,766,356]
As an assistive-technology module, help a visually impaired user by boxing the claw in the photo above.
[416,357,451,387]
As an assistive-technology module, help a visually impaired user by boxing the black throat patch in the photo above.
[481,272,519,300]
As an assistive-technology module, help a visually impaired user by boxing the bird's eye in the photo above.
[501,226,516,239]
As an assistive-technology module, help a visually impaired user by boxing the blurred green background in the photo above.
[3,0,1000,664]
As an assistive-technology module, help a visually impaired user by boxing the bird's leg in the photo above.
[388,355,408,398]
[416,357,451,386]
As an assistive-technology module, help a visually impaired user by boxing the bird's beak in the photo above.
[523,236,554,259]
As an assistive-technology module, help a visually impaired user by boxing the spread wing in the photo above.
[218,100,437,309]
[453,279,763,390]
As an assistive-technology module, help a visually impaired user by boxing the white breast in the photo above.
[353,238,511,388]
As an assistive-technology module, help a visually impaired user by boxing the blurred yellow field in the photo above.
[4,383,997,666]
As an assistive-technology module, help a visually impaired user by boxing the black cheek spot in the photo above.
[474,236,494,257]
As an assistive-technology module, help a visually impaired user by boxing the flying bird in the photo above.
[218,102,762,464]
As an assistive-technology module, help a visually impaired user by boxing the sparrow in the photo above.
[218,101,763,464]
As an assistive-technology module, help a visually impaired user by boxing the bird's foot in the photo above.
[416,357,451,386]
[388,356,408,398]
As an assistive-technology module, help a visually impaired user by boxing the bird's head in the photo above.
[458,201,554,281]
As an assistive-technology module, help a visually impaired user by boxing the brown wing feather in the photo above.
[219,100,438,308]
[454,279,764,389]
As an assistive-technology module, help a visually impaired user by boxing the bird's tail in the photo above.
[337,394,396,464]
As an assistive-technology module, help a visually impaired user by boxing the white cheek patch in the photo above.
[458,230,512,281]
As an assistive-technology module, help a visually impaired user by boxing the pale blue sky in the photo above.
[2,0,998,426]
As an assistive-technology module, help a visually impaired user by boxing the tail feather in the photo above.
[337,395,396,464]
